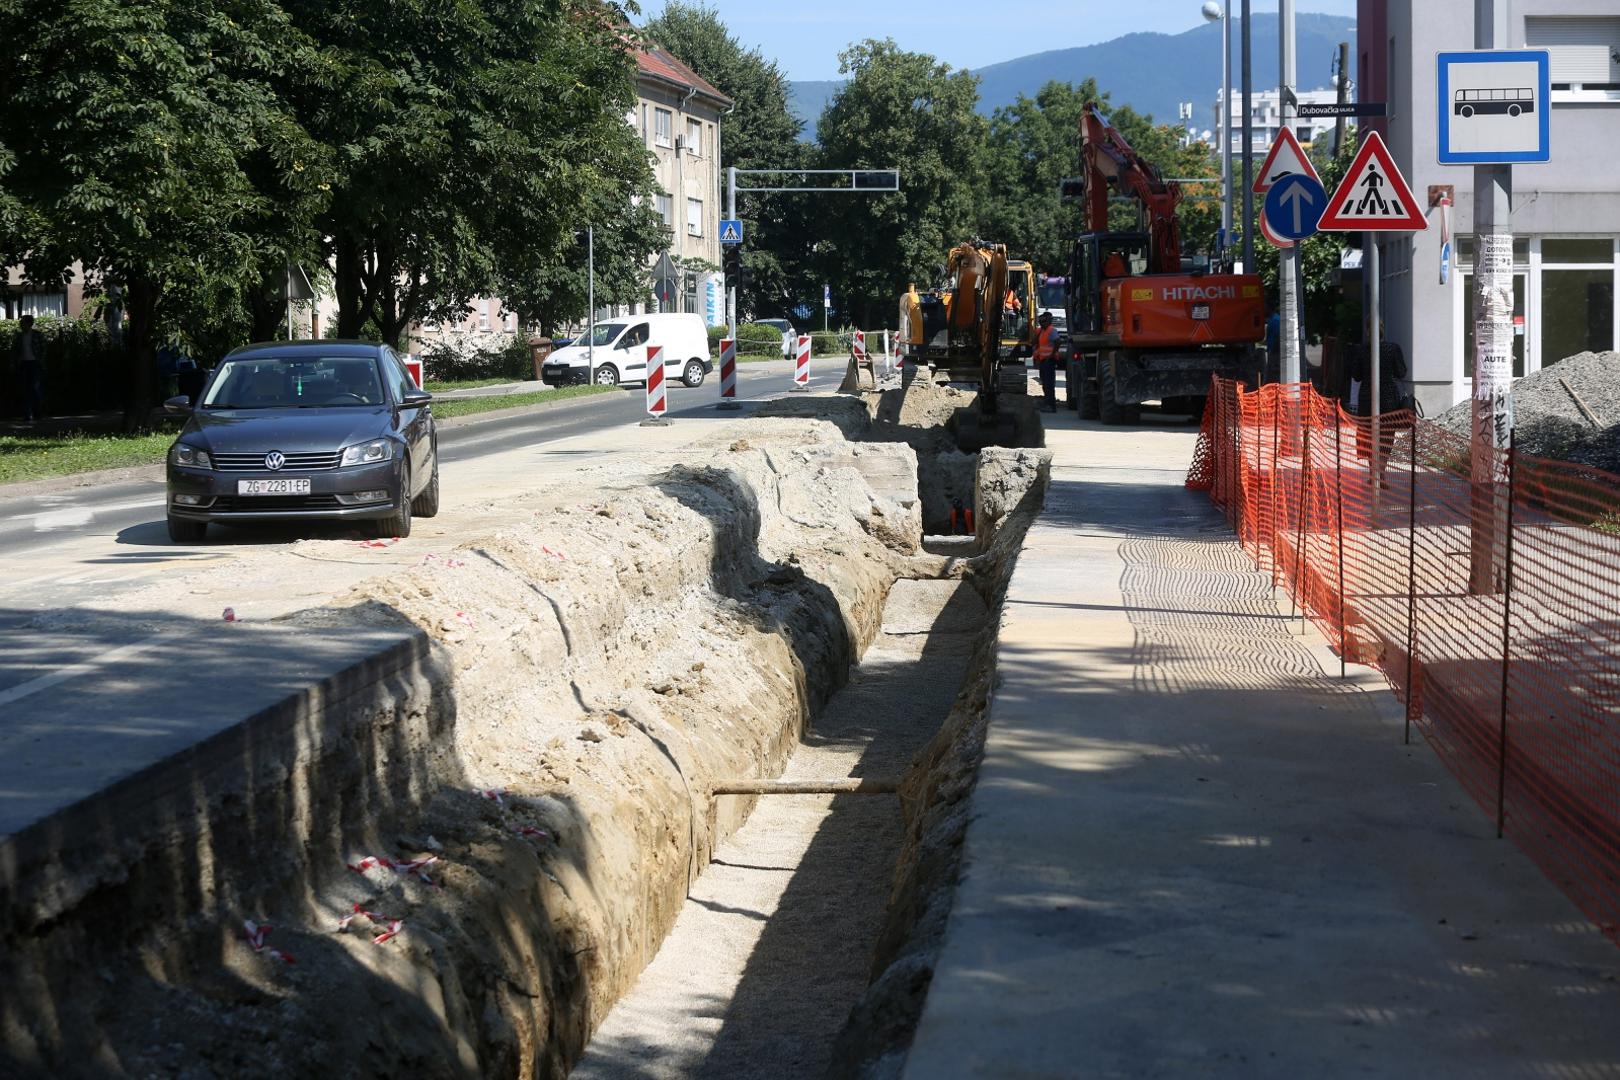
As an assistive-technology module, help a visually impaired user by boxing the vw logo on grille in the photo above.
[264,451,286,471]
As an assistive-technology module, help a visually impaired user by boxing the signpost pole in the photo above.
[1240,0,1254,271]
[587,226,595,379]
[1468,2,1515,596]
[1369,235,1381,491]
[1278,0,1300,384]
[726,166,737,342]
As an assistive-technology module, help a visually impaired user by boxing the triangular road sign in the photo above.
[1251,127,1320,194]
[1318,130,1428,232]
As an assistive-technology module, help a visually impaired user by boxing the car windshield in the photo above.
[202,356,385,409]
[1038,281,1066,308]
[577,322,627,347]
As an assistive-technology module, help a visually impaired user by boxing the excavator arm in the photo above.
[1079,104,1183,274]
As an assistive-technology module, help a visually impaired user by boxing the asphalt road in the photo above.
[0,363,816,564]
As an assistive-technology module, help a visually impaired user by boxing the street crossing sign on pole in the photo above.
[1263,174,1327,242]
[719,219,744,245]
[1318,130,1428,231]
[1251,127,1321,194]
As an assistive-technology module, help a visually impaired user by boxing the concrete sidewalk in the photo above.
[904,411,1620,1078]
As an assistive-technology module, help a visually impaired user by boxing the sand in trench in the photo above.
[573,579,985,1079]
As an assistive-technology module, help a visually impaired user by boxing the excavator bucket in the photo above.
[837,352,876,394]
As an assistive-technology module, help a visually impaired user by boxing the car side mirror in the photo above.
[401,388,433,406]
[163,395,193,414]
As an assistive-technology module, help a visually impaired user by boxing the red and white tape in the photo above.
[337,902,405,945]
[347,854,441,887]
[243,919,296,964]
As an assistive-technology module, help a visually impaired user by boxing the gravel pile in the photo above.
[1434,351,1620,473]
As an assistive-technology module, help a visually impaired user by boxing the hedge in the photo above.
[417,334,534,383]
[0,316,125,416]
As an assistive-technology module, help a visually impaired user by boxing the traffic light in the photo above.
[723,244,741,284]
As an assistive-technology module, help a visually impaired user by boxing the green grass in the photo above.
[429,383,615,419]
[0,427,182,485]
[423,377,521,392]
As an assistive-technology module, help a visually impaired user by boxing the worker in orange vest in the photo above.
[1034,310,1060,413]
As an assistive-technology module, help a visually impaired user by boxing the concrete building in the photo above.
[4,266,87,321]
[632,45,732,327]
[1359,1,1620,413]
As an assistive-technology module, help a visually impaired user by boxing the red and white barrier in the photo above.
[718,338,739,409]
[644,345,667,419]
[853,330,866,363]
[793,334,811,390]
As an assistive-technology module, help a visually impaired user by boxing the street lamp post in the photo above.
[1202,2,1232,260]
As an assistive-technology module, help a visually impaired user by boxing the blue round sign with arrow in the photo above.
[1263,174,1327,242]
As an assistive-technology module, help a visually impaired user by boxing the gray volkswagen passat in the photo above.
[164,341,439,542]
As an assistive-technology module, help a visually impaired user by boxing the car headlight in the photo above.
[340,440,394,467]
[171,444,212,469]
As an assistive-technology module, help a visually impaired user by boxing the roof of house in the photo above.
[635,46,732,108]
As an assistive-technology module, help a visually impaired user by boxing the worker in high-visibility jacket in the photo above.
[1034,310,1061,413]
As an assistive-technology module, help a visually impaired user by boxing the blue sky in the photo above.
[641,1,1359,81]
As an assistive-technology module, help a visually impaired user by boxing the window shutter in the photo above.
[1526,17,1620,85]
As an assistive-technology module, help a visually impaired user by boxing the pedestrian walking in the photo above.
[13,314,43,422]
[1034,310,1060,413]
[1346,319,1412,486]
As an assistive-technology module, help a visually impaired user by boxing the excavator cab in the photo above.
[1066,233,1149,335]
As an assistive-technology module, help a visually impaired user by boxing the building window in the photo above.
[1527,17,1620,99]
[655,192,673,228]
[684,272,699,315]
[686,118,702,157]
[478,301,492,332]
[654,107,673,148]
[1540,238,1616,368]
[687,197,703,238]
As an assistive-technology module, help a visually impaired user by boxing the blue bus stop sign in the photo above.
[1263,174,1327,242]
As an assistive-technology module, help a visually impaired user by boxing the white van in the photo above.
[540,313,712,388]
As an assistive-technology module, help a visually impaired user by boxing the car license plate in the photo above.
[1191,304,1211,320]
[238,478,311,496]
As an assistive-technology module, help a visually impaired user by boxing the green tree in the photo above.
[283,0,656,345]
[815,39,986,328]
[0,0,332,428]
[978,80,1097,273]
[641,3,810,320]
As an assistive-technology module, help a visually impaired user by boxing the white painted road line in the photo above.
[33,498,166,532]
[0,638,166,709]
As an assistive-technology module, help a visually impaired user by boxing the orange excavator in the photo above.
[1062,104,1264,423]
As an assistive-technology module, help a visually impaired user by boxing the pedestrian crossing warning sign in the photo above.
[1318,130,1427,232]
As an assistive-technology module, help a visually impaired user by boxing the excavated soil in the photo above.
[2,386,1050,1080]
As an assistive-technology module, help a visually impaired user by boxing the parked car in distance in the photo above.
[164,341,440,543]
[754,317,797,359]
[540,313,711,388]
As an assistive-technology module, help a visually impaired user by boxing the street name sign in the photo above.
[1318,130,1427,232]
[1251,127,1321,194]
[1264,175,1327,242]
[1297,102,1387,119]
[1437,50,1551,165]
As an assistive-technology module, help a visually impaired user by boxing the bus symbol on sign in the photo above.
[1454,87,1534,118]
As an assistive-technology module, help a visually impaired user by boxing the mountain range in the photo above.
[788,13,1356,140]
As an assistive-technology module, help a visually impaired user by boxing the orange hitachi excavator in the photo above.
[1062,103,1264,423]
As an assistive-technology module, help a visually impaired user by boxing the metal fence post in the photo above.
[1495,432,1517,839]
[1405,421,1420,745]
[1334,405,1347,678]
[1292,389,1313,631]
[1271,396,1282,585]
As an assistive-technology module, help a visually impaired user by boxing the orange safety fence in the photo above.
[1189,378,1620,944]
